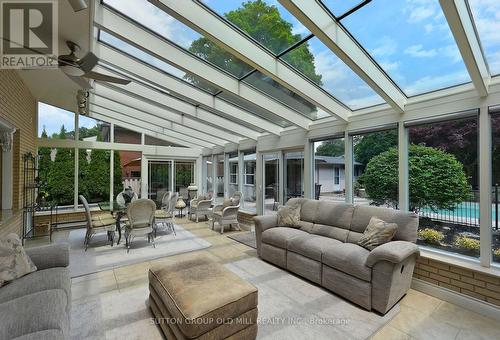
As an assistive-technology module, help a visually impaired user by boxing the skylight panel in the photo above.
[198,0,311,55]
[341,0,471,96]
[243,70,330,119]
[468,0,500,76]
[281,36,384,110]
[102,0,253,78]
[321,0,366,17]
[99,30,220,94]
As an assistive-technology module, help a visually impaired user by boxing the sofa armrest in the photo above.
[365,241,419,268]
[25,243,70,270]
[253,215,278,256]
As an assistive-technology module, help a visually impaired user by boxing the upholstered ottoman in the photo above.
[149,257,258,339]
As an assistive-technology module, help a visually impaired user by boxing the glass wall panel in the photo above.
[242,151,256,213]
[321,0,365,17]
[215,154,225,203]
[114,125,141,144]
[79,116,110,142]
[468,0,500,76]
[148,161,172,207]
[175,161,194,198]
[409,117,479,258]
[313,137,346,202]
[281,36,384,109]
[352,129,398,207]
[491,112,500,263]
[145,135,178,147]
[118,150,142,197]
[341,0,471,96]
[228,152,239,198]
[38,102,75,139]
[284,151,304,202]
[204,156,213,195]
[37,147,75,207]
[200,0,311,55]
[264,153,280,215]
[78,149,111,204]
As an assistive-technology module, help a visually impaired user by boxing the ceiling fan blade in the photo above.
[68,75,93,89]
[78,52,99,73]
[85,71,131,85]
[67,0,88,12]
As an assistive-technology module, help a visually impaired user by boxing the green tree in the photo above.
[113,151,123,197]
[315,139,344,157]
[354,130,397,166]
[187,0,321,87]
[360,145,471,211]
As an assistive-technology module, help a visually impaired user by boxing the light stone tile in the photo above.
[400,289,443,314]
[371,325,412,340]
[72,274,119,301]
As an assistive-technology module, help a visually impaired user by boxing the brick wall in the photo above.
[0,70,37,237]
[414,256,500,307]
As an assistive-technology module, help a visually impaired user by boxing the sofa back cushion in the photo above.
[348,205,418,243]
[286,198,318,222]
[309,201,354,242]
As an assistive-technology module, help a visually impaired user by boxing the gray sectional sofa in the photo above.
[0,243,71,340]
[254,198,420,314]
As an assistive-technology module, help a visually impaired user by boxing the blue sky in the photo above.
[38,102,101,137]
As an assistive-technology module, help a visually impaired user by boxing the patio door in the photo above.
[148,161,172,207]
[263,152,280,215]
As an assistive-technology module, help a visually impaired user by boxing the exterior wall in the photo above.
[316,164,345,193]
[0,70,37,237]
[414,256,500,307]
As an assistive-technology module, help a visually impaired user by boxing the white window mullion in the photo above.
[479,105,492,267]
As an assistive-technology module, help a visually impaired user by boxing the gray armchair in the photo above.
[125,198,156,253]
[190,193,213,222]
[212,192,242,234]
[80,195,116,250]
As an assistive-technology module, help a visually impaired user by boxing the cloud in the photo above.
[404,71,470,96]
[407,5,435,23]
[38,102,75,136]
[370,37,397,58]
[380,61,399,71]
[404,44,437,58]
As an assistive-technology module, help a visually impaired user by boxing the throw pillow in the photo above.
[358,217,398,251]
[0,233,37,287]
[277,204,301,228]
[222,198,232,207]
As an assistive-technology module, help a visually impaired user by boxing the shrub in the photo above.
[454,236,480,251]
[493,248,500,257]
[361,144,471,211]
[417,228,444,245]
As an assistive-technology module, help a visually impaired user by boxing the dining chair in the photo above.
[79,195,116,251]
[125,198,156,253]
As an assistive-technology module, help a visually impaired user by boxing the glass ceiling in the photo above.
[321,0,366,18]
[198,0,311,55]
[282,36,385,109]
[341,0,471,96]
[468,0,500,76]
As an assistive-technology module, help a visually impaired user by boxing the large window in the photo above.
[114,125,141,144]
[264,153,280,215]
[242,151,256,213]
[203,156,213,195]
[118,150,141,198]
[148,161,172,207]
[228,152,239,197]
[78,149,113,204]
[352,129,398,207]
[37,147,75,207]
[38,102,75,140]
[215,154,224,202]
[409,116,479,259]
[313,137,345,202]
[284,150,304,201]
[175,161,194,198]
[79,116,110,142]
[491,111,500,264]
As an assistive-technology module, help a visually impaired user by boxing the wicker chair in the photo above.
[190,193,213,222]
[212,192,242,234]
[80,195,116,251]
[154,192,178,236]
[125,198,156,253]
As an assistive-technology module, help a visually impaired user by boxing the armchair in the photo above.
[125,198,156,253]
[80,195,116,250]
[212,192,242,234]
[190,193,213,222]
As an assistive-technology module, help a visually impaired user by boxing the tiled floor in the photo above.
[48,217,500,340]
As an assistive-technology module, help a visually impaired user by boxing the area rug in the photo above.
[227,231,256,249]
[57,225,211,277]
[71,257,398,340]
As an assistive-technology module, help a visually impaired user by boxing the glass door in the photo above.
[284,150,304,202]
[148,161,172,208]
[263,153,280,215]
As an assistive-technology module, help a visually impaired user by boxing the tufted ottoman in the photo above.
[149,257,258,339]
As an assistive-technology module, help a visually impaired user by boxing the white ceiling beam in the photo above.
[150,0,350,122]
[440,0,490,97]
[94,4,313,129]
[92,68,261,140]
[90,94,228,147]
[93,43,282,136]
[87,106,203,149]
[279,0,406,113]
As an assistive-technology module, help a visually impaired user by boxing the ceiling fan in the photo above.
[58,41,131,87]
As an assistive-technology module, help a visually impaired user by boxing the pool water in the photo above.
[421,202,498,221]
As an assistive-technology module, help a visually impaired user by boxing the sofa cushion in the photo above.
[0,267,70,309]
[314,201,354,230]
[261,227,308,249]
[297,199,319,222]
[358,217,398,250]
[297,220,314,233]
[322,243,371,282]
[0,233,37,287]
[0,289,69,340]
[287,235,342,261]
[310,223,349,242]
[350,205,418,242]
[277,204,301,227]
